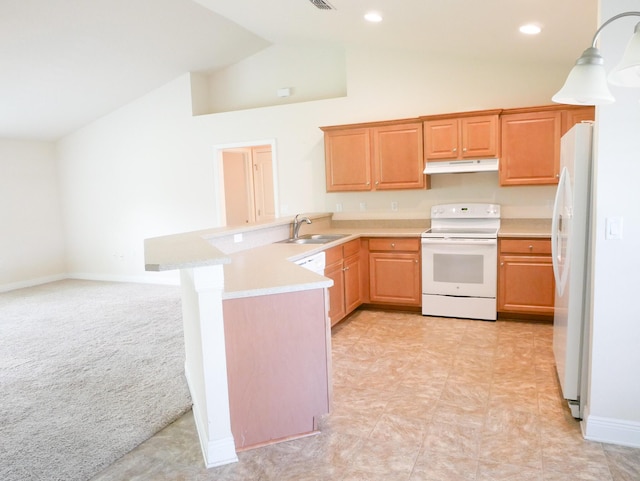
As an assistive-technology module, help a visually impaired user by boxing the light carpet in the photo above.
[0,279,192,481]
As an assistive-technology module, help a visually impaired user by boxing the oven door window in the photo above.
[434,253,484,284]
[422,242,497,298]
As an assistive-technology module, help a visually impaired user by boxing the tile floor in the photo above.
[91,309,640,481]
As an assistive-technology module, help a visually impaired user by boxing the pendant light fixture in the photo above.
[552,11,640,105]
[609,22,640,86]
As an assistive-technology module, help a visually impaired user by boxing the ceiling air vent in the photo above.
[308,0,335,10]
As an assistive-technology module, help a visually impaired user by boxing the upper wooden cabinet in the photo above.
[322,127,372,192]
[500,108,562,186]
[321,120,426,192]
[500,106,594,186]
[322,105,594,191]
[423,112,500,161]
[561,106,595,135]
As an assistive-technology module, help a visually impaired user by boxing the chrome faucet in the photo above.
[293,214,312,239]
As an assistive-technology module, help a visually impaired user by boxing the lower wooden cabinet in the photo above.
[498,238,555,316]
[325,239,362,326]
[368,237,421,307]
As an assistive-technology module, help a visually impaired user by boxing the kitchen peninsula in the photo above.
[144,213,425,467]
[144,213,550,467]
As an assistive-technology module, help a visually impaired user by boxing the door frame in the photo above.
[213,139,280,226]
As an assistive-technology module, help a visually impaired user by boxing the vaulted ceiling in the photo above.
[0,0,597,141]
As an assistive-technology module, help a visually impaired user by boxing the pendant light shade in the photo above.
[552,11,640,105]
[609,23,640,86]
[552,47,615,105]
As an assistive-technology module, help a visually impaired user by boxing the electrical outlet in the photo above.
[391,201,398,211]
[359,202,367,211]
[336,203,343,212]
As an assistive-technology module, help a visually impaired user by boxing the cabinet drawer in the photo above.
[369,237,420,252]
[500,239,551,255]
[324,245,343,265]
[343,239,361,258]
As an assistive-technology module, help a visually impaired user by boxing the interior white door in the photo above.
[222,150,254,226]
[251,146,276,222]
[221,145,276,225]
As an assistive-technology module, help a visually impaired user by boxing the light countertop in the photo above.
[144,216,550,300]
[499,218,551,238]
[222,226,426,299]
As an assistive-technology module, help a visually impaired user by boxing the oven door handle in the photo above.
[421,238,497,245]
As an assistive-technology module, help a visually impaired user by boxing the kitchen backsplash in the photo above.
[326,172,556,220]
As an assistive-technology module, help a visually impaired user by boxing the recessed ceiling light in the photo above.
[519,24,542,35]
[364,12,382,23]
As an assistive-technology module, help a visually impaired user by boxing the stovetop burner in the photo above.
[421,203,501,239]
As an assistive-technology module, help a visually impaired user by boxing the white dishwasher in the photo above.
[294,251,326,274]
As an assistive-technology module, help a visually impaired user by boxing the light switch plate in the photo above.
[605,217,623,240]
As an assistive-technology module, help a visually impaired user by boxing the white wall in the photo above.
[57,75,216,284]
[55,44,570,283]
[0,139,66,291]
[583,0,640,447]
[201,43,347,113]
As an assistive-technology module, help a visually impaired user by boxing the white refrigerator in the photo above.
[551,122,594,419]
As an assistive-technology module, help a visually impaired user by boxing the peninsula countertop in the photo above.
[144,215,551,300]
[222,226,424,299]
[144,215,426,300]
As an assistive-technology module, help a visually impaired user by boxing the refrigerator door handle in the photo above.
[552,167,572,297]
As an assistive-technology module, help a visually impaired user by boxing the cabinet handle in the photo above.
[375,181,379,185]
[343,266,349,271]
[555,173,560,178]
[452,148,457,153]
[500,262,504,266]
[415,259,418,263]
[391,243,395,248]
[462,147,467,152]
[528,245,533,251]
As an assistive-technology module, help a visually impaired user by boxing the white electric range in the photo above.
[421,203,500,321]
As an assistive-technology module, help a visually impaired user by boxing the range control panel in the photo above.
[431,203,500,219]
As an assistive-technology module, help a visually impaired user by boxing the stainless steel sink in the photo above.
[277,234,348,244]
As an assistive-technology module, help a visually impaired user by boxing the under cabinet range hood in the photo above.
[423,158,499,174]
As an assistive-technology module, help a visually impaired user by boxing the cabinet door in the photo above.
[498,255,555,315]
[252,146,276,222]
[423,119,458,160]
[324,128,372,192]
[461,115,499,158]
[372,123,425,190]
[369,253,421,306]
[343,253,362,315]
[561,107,595,135]
[500,111,561,186]
[325,260,345,325]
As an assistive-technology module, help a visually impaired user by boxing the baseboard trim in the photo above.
[0,273,67,293]
[1,272,180,293]
[582,407,640,448]
[68,272,180,285]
